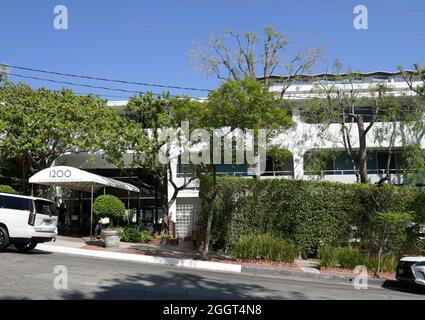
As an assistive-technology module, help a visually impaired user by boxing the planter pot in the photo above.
[101,230,121,248]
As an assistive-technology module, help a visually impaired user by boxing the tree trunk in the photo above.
[21,153,30,194]
[357,156,368,184]
[202,200,214,260]
[357,121,369,184]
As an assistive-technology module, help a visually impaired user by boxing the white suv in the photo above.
[0,192,58,252]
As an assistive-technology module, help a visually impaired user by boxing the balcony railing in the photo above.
[304,169,405,176]
[177,171,294,179]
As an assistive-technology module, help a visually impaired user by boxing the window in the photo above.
[0,195,31,211]
[304,149,405,175]
[34,200,57,216]
[263,154,294,176]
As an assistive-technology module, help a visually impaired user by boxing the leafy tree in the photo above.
[190,26,321,95]
[0,82,123,193]
[397,65,425,184]
[187,79,293,258]
[0,64,8,82]
[304,64,407,184]
[400,64,425,98]
[375,211,412,273]
[118,93,202,230]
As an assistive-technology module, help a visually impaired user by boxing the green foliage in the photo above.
[376,211,412,255]
[318,245,338,268]
[205,177,425,257]
[206,79,292,132]
[0,184,17,194]
[335,247,365,269]
[0,83,128,192]
[365,254,398,273]
[319,246,398,273]
[231,234,298,263]
[93,195,126,225]
[153,232,173,241]
[121,226,153,243]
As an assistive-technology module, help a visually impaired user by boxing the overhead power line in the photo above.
[5,64,212,92]
[0,5,423,41]
[8,73,205,100]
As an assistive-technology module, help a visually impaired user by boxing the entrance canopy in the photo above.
[29,166,139,193]
[29,166,140,240]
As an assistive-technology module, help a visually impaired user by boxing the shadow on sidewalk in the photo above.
[59,271,290,300]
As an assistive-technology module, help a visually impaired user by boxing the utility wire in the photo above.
[5,64,212,92]
[8,73,205,100]
[0,5,423,41]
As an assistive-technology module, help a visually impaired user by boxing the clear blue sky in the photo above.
[0,0,424,99]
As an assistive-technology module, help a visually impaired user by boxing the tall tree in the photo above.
[117,93,202,231]
[190,26,321,96]
[0,82,123,193]
[303,66,403,184]
[398,65,425,184]
[180,79,293,258]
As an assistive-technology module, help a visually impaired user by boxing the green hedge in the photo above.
[202,177,424,257]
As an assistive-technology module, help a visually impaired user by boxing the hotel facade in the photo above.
[55,71,425,238]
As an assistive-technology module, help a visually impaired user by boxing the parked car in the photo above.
[0,192,58,252]
[396,256,425,286]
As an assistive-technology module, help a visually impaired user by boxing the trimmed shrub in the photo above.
[0,184,17,194]
[93,195,126,227]
[231,234,298,263]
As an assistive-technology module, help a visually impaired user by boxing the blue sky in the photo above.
[0,0,424,99]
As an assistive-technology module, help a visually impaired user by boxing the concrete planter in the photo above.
[101,230,121,248]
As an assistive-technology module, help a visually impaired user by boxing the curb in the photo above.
[241,265,388,286]
[37,244,389,287]
[37,244,242,273]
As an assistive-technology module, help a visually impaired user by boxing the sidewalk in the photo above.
[38,236,394,286]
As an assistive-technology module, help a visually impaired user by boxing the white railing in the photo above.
[177,171,294,179]
[305,169,405,176]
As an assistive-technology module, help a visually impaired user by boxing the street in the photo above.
[0,247,424,300]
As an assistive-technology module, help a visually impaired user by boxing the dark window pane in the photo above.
[377,152,396,170]
[334,153,354,171]
[1,196,31,211]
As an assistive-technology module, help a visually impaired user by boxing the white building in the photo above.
[57,71,424,238]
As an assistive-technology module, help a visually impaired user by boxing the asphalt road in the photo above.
[0,247,424,300]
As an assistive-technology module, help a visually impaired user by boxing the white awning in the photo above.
[29,166,140,193]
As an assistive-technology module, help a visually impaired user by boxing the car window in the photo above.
[34,200,58,216]
[0,195,31,211]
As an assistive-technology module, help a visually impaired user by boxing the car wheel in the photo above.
[0,226,10,252]
[15,242,37,253]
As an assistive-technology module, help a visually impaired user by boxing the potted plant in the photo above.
[93,195,126,248]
